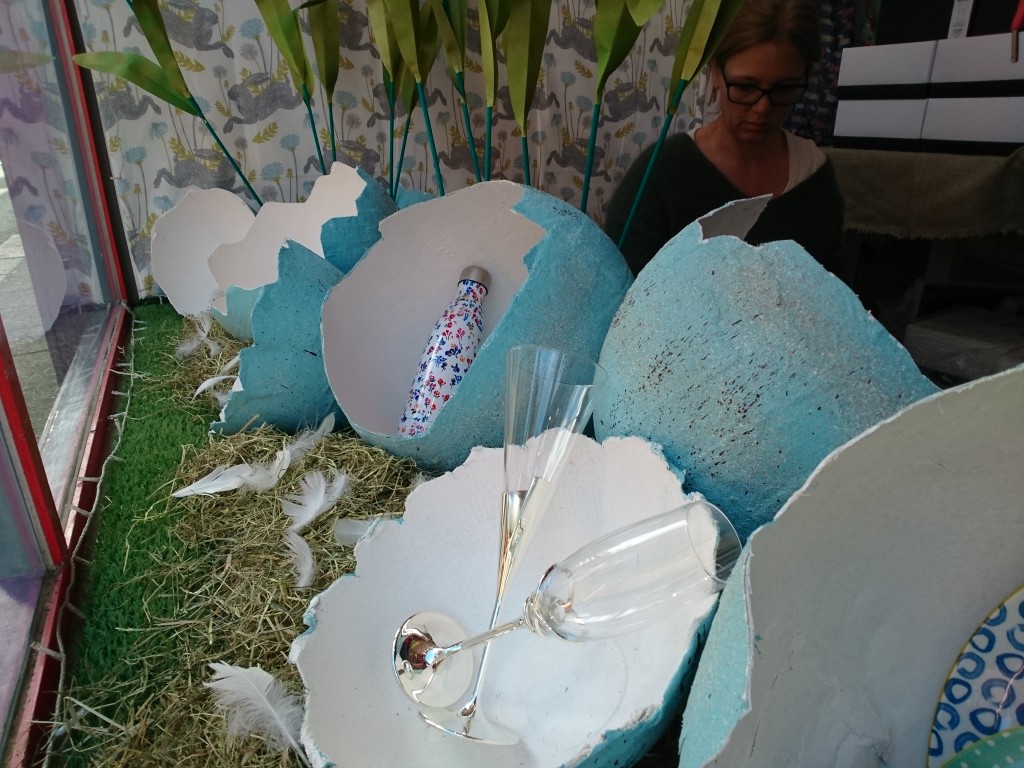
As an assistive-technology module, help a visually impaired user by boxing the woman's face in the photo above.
[711,40,807,146]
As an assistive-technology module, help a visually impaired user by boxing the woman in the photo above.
[603,0,844,276]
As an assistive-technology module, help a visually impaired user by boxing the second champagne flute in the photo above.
[419,344,606,742]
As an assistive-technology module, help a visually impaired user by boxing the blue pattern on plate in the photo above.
[929,585,1024,765]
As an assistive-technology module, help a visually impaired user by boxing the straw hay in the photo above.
[49,310,678,767]
[50,313,424,767]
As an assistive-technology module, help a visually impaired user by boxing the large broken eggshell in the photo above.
[291,434,718,768]
[208,163,396,339]
[678,364,1024,768]
[213,240,345,434]
[151,187,255,317]
[594,197,938,542]
[321,181,632,473]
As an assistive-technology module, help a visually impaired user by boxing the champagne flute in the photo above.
[394,499,741,713]
[410,344,606,743]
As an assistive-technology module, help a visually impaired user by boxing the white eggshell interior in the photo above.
[679,364,1024,767]
[208,162,365,313]
[150,187,254,317]
[321,181,538,435]
[292,434,716,768]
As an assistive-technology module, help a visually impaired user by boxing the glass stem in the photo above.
[445,614,525,657]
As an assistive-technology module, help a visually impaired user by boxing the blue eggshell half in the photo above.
[594,201,939,542]
[214,240,345,434]
[323,181,633,473]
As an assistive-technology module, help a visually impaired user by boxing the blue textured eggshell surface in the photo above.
[594,204,939,542]
[322,181,633,473]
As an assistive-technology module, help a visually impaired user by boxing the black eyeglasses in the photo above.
[721,71,807,106]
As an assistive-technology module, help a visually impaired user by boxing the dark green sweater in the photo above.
[604,132,845,276]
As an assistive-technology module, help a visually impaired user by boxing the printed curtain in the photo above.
[72,0,864,298]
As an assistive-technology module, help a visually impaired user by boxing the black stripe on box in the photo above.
[836,83,931,100]
[919,139,1023,156]
[832,136,923,151]
[929,80,1024,98]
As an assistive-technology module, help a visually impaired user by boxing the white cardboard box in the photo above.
[922,96,1024,144]
[834,41,936,148]
[837,40,937,88]
[834,99,929,142]
[931,32,1023,85]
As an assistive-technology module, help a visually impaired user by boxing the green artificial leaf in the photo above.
[429,0,465,78]
[387,60,420,118]
[304,0,340,97]
[73,51,198,114]
[254,0,313,93]
[626,0,667,27]
[0,49,51,73]
[503,0,553,134]
[593,0,644,97]
[477,0,499,106]
[669,0,744,111]
[481,0,513,38]
[388,0,424,82]
[130,0,191,100]
[415,1,441,87]
[442,0,468,59]
[365,0,402,81]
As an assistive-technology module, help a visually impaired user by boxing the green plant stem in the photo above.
[327,95,337,164]
[455,73,482,183]
[617,79,688,250]
[485,104,493,181]
[388,79,396,197]
[579,99,602,213]
[189,96,262,208]
[417,82,445,196]
[521,134,530,186]
[302,83,326,175]
[393,109,414,198]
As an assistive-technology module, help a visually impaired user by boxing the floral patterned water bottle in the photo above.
[399,266,491,436]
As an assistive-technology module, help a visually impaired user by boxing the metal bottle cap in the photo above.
[459,265,491,290]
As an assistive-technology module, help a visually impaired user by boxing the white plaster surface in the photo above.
[151,186,254,317]
[679,365,1024,767]
[292,434,718,768]
[322,180,536,435]
[207,162,365,313]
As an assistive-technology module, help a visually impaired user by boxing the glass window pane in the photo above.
[0,0,121,519]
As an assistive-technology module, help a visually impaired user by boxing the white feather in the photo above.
[285,413,336,464]
[203,336,222,356]
[220,354,240,374]
[175,313,214,360]
[281,470,350,532]
[245,449,291,493]
[192,374,236,401]
[333,517,377,547]
[284,530,315,588]
[205,662,309,765]
[172,449,290,498]
[172,464,251,497]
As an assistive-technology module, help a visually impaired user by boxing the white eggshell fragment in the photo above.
[594,197,938,542]
[321,180,633,473]
[207,163,396,338]
[151,187,254,317]
[291,434,718,768]
[678,364,1024,768]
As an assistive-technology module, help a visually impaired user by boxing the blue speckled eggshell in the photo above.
[320,169,396,276]
[594,216,939,543]
[341,185,633,473]
[213,240,345,434]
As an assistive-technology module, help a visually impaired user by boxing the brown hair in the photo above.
[714,0,822,73]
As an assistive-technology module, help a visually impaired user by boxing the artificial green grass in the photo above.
[59,302,219,763]
[49,301,681,767]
